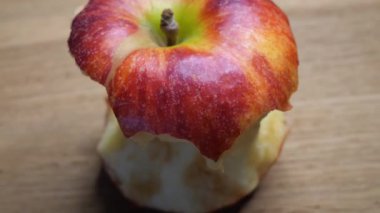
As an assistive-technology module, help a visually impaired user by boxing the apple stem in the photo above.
[160,9,178,46]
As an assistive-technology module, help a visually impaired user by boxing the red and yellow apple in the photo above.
[69,0,298,212]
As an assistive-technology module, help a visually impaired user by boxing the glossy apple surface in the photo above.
[69,0,298,161]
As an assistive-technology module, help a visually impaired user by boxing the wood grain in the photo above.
[0,0,379,212]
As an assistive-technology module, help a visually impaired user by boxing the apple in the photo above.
[69,0,298,211]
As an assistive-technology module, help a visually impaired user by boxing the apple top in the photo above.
[68,0,298,161]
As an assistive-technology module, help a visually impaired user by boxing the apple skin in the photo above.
[68,0,298,160]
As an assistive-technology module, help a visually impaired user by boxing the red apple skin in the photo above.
[68,0,138,84]
[69,0,298,161]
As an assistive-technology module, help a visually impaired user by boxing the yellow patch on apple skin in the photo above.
[257,32,298,77]
[98,110,287,212]
[104,29,158,86]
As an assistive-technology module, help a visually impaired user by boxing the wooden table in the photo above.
[1,0,379,212]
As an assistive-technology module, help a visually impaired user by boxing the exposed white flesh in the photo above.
[98,110,287,212]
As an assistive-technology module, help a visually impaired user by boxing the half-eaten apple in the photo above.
[68,0,298,212]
